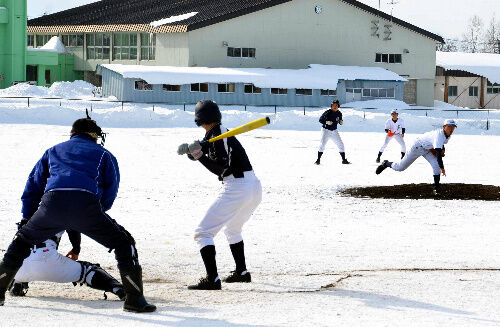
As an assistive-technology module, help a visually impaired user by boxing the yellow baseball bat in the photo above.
[203,117,271,144]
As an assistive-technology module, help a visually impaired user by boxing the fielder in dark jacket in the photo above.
[0,117,155,313]
[315,100,350,165]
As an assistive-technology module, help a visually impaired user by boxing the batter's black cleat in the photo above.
[188,276,221,290]
[314,159,320,165]
[120,266,156,313]
[223,271,252,283]
[376,160,389,174]
[342,159,351,164]
[9,282,29,297]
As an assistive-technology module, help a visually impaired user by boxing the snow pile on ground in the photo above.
[436,51,500,84]
[343,99,412,110]
[0,80,96,99]
[100,63,406,90]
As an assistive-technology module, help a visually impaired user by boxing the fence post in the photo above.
[60,100,62,106]
[425,111,428,117]
[184,103,186,111]
[153,104,155,112]
[274,105,277,114]
[363,111,365,119]
[456,110,459,118]
[245,105,247,111]
[487,110,490,130]
[90,103,93,112]
[27,97,30,107]
[304,106,306,115]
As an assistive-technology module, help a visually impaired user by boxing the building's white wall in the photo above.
[434,75,500,109]
[187,0,436,105]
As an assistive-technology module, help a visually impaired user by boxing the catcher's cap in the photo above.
[443,119,457,127]
[390,109,398,114]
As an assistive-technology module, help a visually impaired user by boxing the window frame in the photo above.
[162,84,181,92]
[244,84,262,94]
[134,80,153,91]
[86,33,111,60]
[295,89,313,96]
[448,86,458,97]
[227,47,256,58]
[270,88,288,95]
[469,86,479,97]
[361,88,396,99]
[140,33,156,61]
[375,52,402,64]
[320,89,337,96]
[190,83,209,93]
[217,83,236,93]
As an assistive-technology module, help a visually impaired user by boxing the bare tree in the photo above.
[461,15,484,53]
[437,39,460,52]
[483,15,500,53]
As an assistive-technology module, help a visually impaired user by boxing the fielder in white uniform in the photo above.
[9,229,125,300]
[315,100,350,165]
[178,100,262,290]
[376,119,457,195]
[376,109,406,163]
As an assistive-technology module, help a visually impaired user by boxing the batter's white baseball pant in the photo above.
[318,128,345,152]
[390,143,441,175]
[195,171,262,249]
[14,241,83,284]
[379,134,406,153]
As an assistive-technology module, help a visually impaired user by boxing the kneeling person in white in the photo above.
[178,100,262,290]
[10,229,125,300]
[376,109,406,163]
[315,100,350,165]
[376,119,457,195]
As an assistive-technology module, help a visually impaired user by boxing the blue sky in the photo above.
[27,0,498,39]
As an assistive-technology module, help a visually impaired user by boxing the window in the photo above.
[135,80,153,91]
[218,83,235,93]
[27,35,34,47]
[86,33,111,60]
[487,81,500,94]
[469,86,478,97]
[362,88,395,98]
[227,47,256,58]
[244,84,261,94]
[36,35,56,47]
[448,86,458,97]
[163,84,181,92]
[271,88,288,95]
[191,83,209,92]
[113,34,137,60]
[62,34,83,47]
[375,53,402,64]
[296,89,313,96]
[140,33,156,61]
[321,89,337,96]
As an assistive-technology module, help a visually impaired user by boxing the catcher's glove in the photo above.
[430,148,445,157]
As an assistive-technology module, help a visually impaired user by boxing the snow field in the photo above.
[0,124,499,326]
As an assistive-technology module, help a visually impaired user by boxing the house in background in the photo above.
[27,0,443,106]
[435,51,500,109]
[97,63,406,105]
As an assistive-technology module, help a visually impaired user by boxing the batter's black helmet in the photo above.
[194,100,221,126]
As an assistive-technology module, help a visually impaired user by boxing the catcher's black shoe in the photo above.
[342,159,351,164]
[120,266,156,313]
[223,271,251,283]
[376,160,389,174]
[9,282,29,297]
[188,276,221,290]
[314,159,320,165]
[0,263,19,306]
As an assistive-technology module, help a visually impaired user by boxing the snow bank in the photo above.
[150,12,198,27]
[436,51,500,84]
[100,63,406,90]
[0,81,97,98]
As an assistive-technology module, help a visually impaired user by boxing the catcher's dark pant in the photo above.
[3,191,138,271]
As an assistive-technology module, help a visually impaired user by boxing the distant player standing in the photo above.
[376,119,457,196]
[376,109,406,163]
[314,100,350,165]
[178,100,262,290]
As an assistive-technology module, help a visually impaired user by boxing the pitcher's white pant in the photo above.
[390,143,441,175]
[195,171,262,248]
[318,128,345,152]
[379,134,406,153]
[14,241,82,284]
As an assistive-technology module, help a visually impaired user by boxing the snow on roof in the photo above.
[150,12,198,28]
[29,36,69,54]
[100,64,406,90]
[436,51,500,84]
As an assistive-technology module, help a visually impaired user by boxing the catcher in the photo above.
[376,119,457,196]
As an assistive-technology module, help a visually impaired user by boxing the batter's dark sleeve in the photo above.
[21,150,50,219]
[402,128,406,134]
[319,111,328,124]
[434,148,444,169]
[198,139,229,176]
[67,230,81,255]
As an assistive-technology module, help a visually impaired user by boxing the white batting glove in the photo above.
[339,119,343,125]
[188,141,203,160]
[177,143,189,155]
[326,121,333,125]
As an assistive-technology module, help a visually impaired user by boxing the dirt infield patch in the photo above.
[340,184,500,201]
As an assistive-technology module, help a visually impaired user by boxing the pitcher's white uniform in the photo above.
[379,118,406,153]
[14,232,91,284]
[390,128,451,174]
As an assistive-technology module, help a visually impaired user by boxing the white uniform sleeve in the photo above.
[401,118,405,129]
[433,130,446,149]
[385,119,391,130]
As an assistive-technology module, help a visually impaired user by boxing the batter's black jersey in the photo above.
[319,110,343,131]
[199,124,253,180]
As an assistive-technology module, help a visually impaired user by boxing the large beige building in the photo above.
[27,0,443,106]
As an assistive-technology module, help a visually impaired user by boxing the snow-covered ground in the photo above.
[0,82,499,326]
